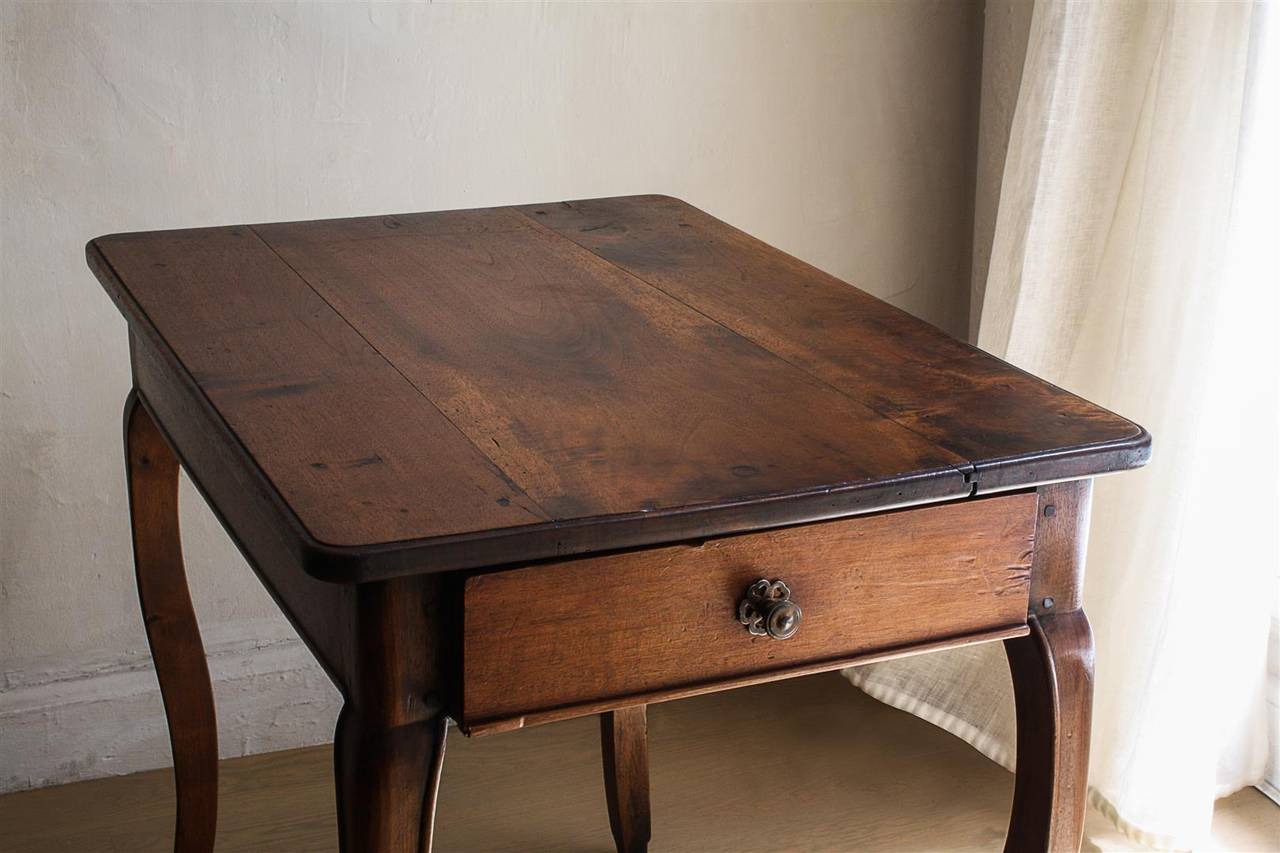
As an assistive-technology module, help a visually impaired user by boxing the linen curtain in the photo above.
[846,1,1277,849]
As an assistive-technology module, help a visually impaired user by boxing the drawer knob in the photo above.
[737,578,802,640]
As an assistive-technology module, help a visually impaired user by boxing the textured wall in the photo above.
[0,0,981,791]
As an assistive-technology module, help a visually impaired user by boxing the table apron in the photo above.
[456,492,1038,734]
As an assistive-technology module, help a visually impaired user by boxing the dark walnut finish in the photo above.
[91,196,1149,853]
[124,392,218,853]
[89,196,1147,583]
[521,196,1148,491]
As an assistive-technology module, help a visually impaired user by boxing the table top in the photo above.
[89,195,1148,581]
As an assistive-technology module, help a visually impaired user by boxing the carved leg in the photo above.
[601,705,651,853]
[124,390,218,853]
[1004,610,1094,852]
[335,577,448,853]
[335,707,448,852]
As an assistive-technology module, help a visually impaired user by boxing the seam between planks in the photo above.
[87,240,326,549]
[245,225,555,525]
[519,200,1145,480]
[513,207,977,482]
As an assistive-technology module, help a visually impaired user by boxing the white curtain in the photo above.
[846,1,1277,849]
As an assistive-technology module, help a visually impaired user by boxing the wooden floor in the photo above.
[4,673,1276,852]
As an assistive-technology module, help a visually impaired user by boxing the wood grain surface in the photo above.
[125,391,218,853]
[89,196,1149,580]
[1004,479,1095,851]
[1027,479,1092,617]
[97,227,545,548]
[461,493,1036,727]
[257,210,963,521]
[600,706,651,853]
[1004,611,1094,852]
[334,576,450,853]
[523,196,1149,490]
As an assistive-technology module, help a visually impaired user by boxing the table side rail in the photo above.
[458,493,1038,731]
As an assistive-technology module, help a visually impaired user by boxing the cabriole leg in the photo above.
[125,390,218,852]
[1005,479,1096,852]
[1004,611,1094,852]
[335,708,448,853]
[334,576,448,853]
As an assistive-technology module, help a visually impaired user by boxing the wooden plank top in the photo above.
[89,195,1148,582]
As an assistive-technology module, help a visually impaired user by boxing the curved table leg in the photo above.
[333,577,449,853]
[125,390,218,852]
[335,708,448,853]
[1004,609,1094,853]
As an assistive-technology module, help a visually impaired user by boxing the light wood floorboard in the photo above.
[3,674,1276,851]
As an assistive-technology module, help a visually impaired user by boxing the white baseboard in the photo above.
[0,625,342,794]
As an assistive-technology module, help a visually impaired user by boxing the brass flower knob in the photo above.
[737,579,802,640]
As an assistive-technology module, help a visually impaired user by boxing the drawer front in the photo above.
[461,493,1036,729]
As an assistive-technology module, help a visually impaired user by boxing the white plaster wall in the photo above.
[0,0,980,792]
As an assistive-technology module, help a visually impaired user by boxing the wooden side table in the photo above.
[89,195,1149,852]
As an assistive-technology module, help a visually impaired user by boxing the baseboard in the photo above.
[0,625,341,794]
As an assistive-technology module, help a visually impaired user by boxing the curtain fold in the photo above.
[845,2,1275,849]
